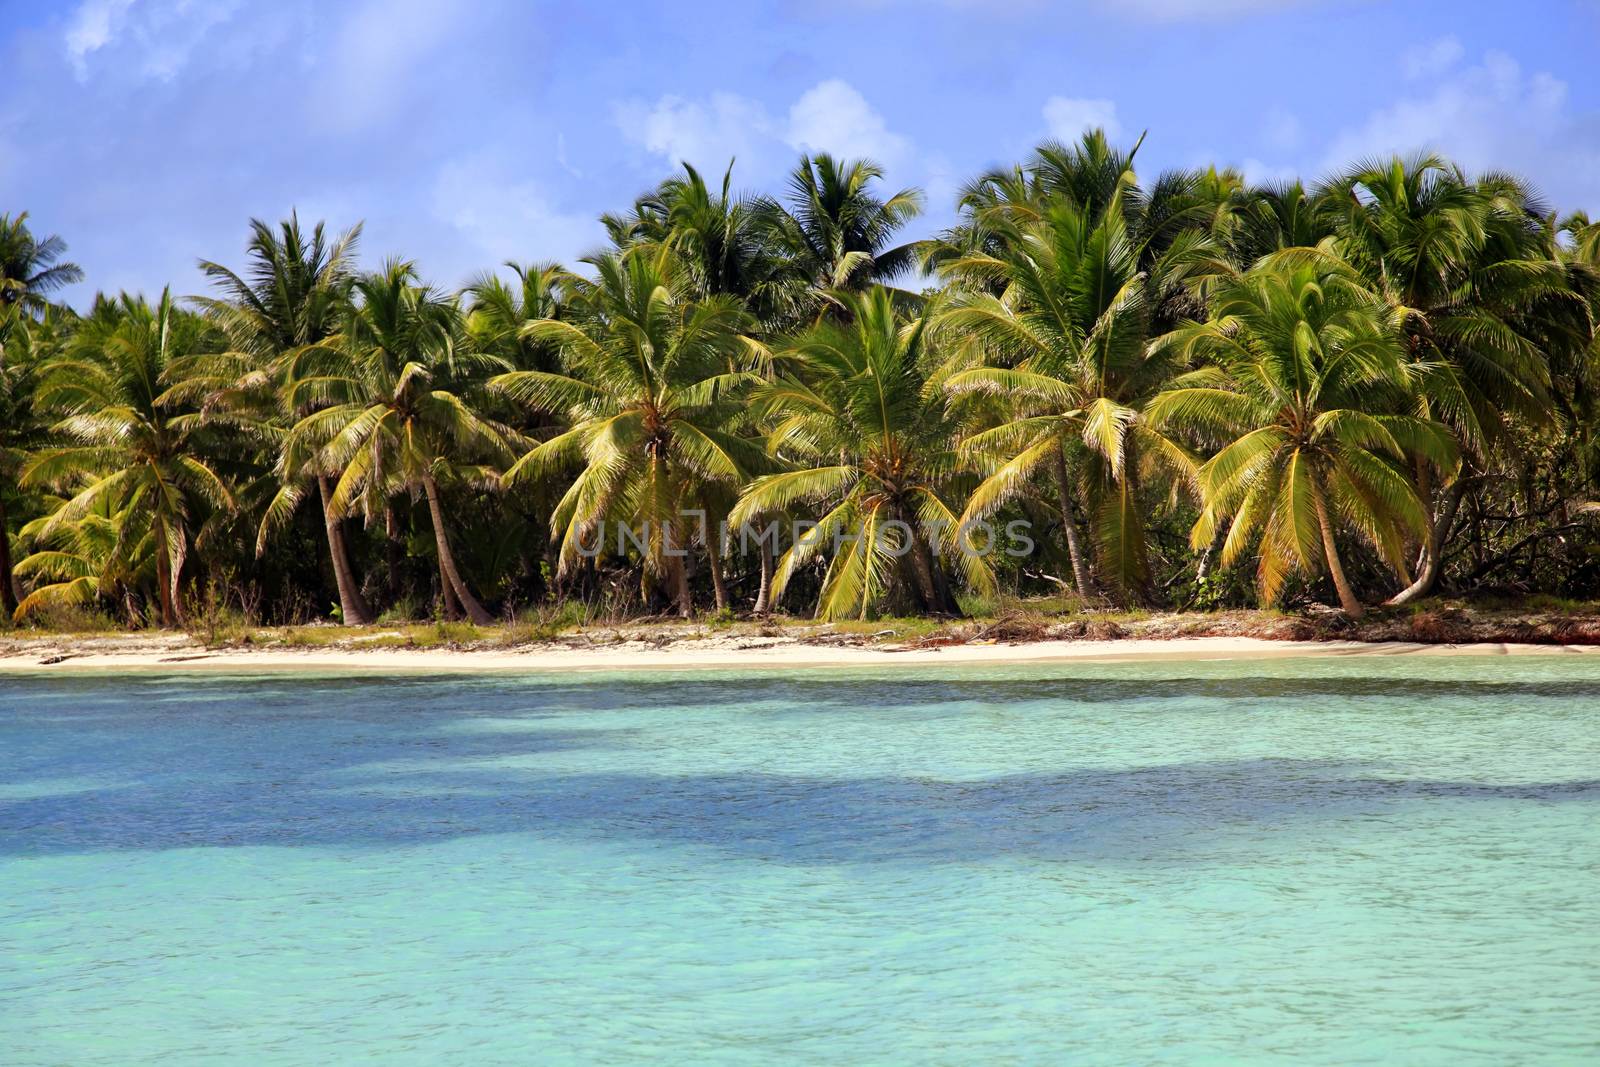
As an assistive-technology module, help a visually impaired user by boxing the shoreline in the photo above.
[5,635,1600,674]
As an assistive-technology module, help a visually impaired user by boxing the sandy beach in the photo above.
[4,633,1600,674]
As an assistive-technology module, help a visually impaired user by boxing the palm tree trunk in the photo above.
[1195,518,1229,583]
[1314,487,1364,618]
[1385,479,1466,607]
[667,520,694,618]
[317,476,373,625]
[1050,444,1093,600]
[908,533,944,614]
[0,494,18,617]
[422,473,493,625]
[753,538,775,615]
[439,556,462,621]
[705,527,729,613]
[154,521,174,628]
[384,503,403,605]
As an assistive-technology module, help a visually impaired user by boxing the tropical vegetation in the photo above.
[4,137,1599,628]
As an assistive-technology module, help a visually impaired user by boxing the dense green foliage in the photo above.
[4,133,1599,627]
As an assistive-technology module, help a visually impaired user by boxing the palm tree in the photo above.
[494,245,763,617]
[194,214,375,624]
[936,191,1198,600]
[760,154,924,300]
[645,161,809,609]
[932,131,1221,286]
[1223,180,1334,263]
[21,291,234,625]
[1317,156,1589,603]
[0,306,66,615]
[1562,211,1600,263]
[1149,256,1456,616]
[0,213,84,318]
[465,262,573,371]
[731,287,986,619]
[286,261,514,625]
[11,482,147,624]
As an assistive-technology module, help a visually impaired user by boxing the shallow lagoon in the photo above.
[3,657,1599,1064]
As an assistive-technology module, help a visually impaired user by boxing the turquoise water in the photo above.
[3,658,1599,1065]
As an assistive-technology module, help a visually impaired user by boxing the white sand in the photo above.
[3,635,1599,674]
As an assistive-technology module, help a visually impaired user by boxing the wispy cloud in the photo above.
[786,79,910,165]
[1042,97,1119,140]
[63,0,133,80]
[615,79,913,176]
[431,152,604,282]
[1321,48,1586,201]
[63,0,243,83]
[613,92,778,173]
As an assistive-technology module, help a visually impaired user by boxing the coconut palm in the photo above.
[11,483,148,624]
[1149,257,1457,616]
[465,261,573,372]
[1562,211,1600,263]
[931,131,1223,287]
[949,130,1140,240]
[731,286,988,620]
[1318,156,1590,602]
[286,261,515,625]
[653,163,813,330]
[0,212,84,318]
[1223,181,1334,263]
[194,214,375,623]
[936,191,1199,600]
[645,161,811,608]
[760,154,924,300]
[21,291,234,625]
[0,306,65,615]
[493,245,763,616]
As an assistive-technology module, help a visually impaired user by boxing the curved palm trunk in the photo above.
[753,538,775,615]
[0,495,18,617]
[1314,487,1364,619]
[438,555,463,621]
[1385,480,1466,607]
[1195,517,1229,583]
[317,476,373,625]
[421,472,493,625]
[1050,445,1094,600]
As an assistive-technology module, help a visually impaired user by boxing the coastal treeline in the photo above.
[4,131,1600,627]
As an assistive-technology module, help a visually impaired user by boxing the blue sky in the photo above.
[3,0,1598,307]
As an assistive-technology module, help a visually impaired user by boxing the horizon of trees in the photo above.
[3,130,1600,629]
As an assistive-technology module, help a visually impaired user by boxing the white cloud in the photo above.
[785,79,909,165]
[1402,35,1465,80]
[1320,49,1597,211]
[615,79,913,174]
[63,0,239,82]
[431,154,603,282]
[64,0,133,79]
[613,92,777,172]
[1042,96,1119,140]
